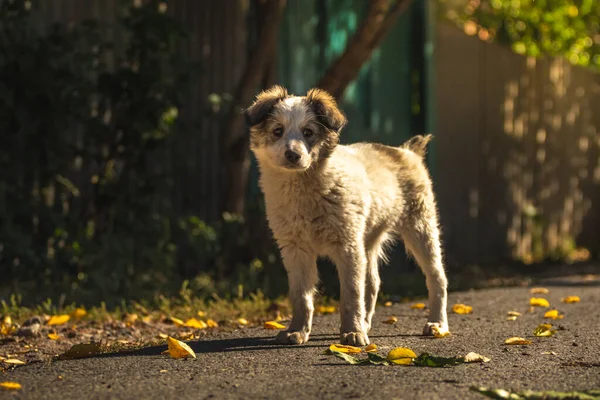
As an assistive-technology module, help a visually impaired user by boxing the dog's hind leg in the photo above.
[276,246,318,345]
[400,214,449,336]
[364,233,389,332]
[332,246,370,346]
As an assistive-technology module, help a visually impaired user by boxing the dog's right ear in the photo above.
[244,85,289,127]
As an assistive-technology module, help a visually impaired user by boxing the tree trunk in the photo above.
[317,0,413,100]
[220,0,286,216]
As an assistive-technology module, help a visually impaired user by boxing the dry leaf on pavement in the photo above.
[329,344,362,354]
[0,382,22,390]
[47,333,60,340]
[387,347,417,365]
[383,316,398,324]
[463,352,490,363]
[529,298,550,307]
[529,287,550,294]
[561,296,580,304]
[452,304,473,314]
[2,359,25,365]
[534,323,556,337]
[184,318,207,329]
[47,315,70,326]
[317,306,336,314]
[166,337,196,359]
[364,344,378,352]
[543,310,564,320]
[71,308,87,319]
[504,337,532,345]
[411,303,426,309]
[206,319,218,328]
[264,321,286,329]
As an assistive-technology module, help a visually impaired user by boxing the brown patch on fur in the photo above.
[402,134,433,158]
[305,88,347,133]
[245,85,289,127]
[304,89,347,160]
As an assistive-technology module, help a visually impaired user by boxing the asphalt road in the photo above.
[3,283,600,400]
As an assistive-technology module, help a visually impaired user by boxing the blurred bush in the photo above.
[441,0,599,70]
[0,0,283,306]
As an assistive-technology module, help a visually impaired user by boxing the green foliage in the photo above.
[0,0,284,306]
[442,0,600,70]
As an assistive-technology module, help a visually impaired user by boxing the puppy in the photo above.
[246,86,449,346]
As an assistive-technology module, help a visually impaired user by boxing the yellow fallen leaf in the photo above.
[463,352,491,363]
[160,370,168,373]
[506,316,517,321]
[2,316,12,327]
[184,318,207,329]
[0,323,15,335]
[504,337,532,345]
[384,301,393,307]
[317,306,336,314]
[452,304,473,314]
[530,297,550,307]
[529,287,550,294]
[124,313,139,324]
[383,316,398,324]
[544,309,564,320]
[142,315,153,323]
[197,311,207,318]
[158,333,168,339]
[387,347,417,365]
[0,382,21,390]
[329,344,362,354]
[169,317,185,326]
[507,311,522,317]
[237,318,249,325]
[411,303,426,310]
[71,308,87,319]
[177,332,195,341]
[364,344,378,352]
[206,319,218,328]
[534,323,556,337]
[561,296,580,304]
[47,333,60,340]
[166,337,196,359]
[47,315,70,326]
[264,321,286,329]
[431,325,451,338]
[3,359,25,365]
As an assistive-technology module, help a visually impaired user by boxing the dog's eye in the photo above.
[303,128,314,138]
[273,127,283,138]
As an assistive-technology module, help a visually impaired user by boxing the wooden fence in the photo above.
[435,22,600,266]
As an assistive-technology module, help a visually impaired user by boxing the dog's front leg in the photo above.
[276,246,318,345]
[333,248,369,346]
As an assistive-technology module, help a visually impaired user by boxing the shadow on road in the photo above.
[92,332,423,360]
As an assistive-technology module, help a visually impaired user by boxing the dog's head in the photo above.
[245,86,346,172]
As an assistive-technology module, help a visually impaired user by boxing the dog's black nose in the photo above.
[285,150,301,163]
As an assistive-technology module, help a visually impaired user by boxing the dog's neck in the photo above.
[257,159,330,193]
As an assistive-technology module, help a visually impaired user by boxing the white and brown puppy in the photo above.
[246,86,449,346]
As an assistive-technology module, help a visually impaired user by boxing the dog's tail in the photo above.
[401,134,433,158]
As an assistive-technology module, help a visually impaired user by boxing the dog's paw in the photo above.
[422,322,449,336]
[276,330,310,345]
[340,331,369,346]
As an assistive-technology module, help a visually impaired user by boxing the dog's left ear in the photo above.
[244,85,289,127]
[305,88,347,132]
